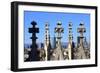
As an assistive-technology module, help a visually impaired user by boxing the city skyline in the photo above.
[24,11,90,44]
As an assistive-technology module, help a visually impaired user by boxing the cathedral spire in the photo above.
[76,22,86,59]
[44,22,51,60]
[53,21,64,60]
[67,22,74,59]
[77,22,86,47]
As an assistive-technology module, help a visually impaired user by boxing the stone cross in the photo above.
[28,20,39,61]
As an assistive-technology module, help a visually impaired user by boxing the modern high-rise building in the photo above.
[51,36,56,49]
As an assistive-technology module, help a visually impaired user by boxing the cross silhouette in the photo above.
[28,20,39,61]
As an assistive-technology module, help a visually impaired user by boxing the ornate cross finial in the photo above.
[77,22,86,46]
[55,21,64,39]
[28,20,39,61]
[68,22,73,43]
[77,22,86,38]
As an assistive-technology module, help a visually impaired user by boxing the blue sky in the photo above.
[24,11,90,44]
